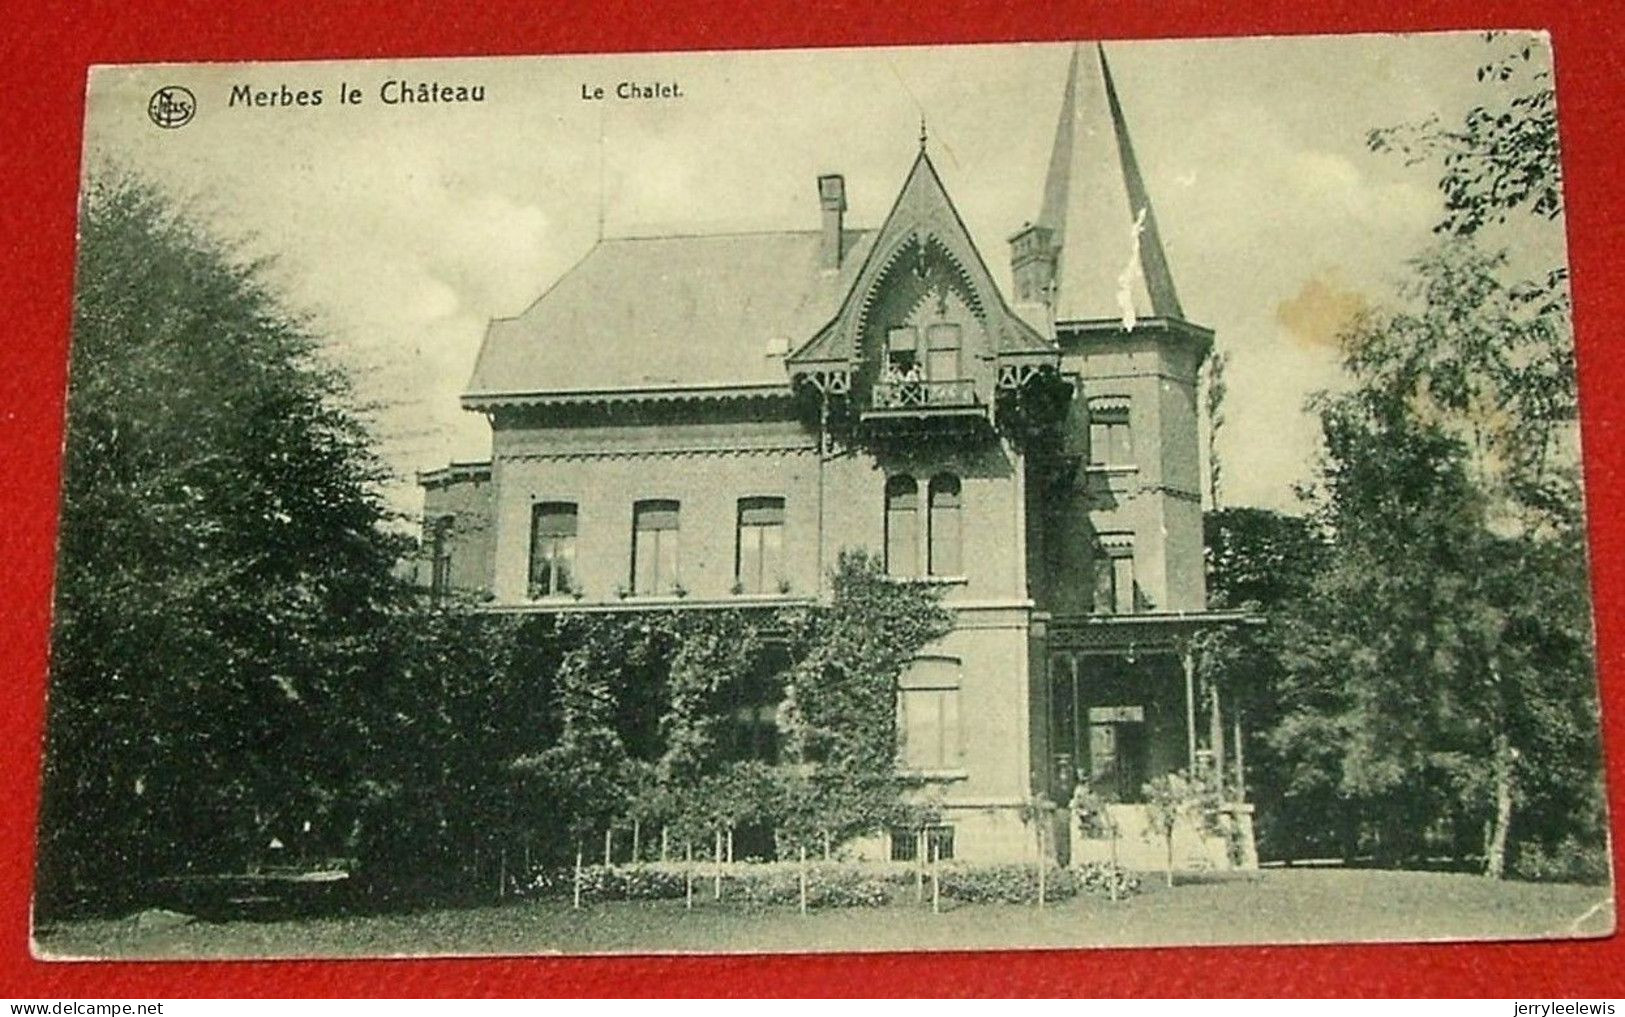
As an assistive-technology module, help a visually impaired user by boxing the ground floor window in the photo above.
[888,824,956,862]
[897,656,962,771]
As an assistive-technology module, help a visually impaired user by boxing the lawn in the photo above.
[33,869,1615,960]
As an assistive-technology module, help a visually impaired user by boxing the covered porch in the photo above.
[1044,610,1260,870]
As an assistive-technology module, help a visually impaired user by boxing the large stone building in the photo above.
[421,44,1252,866]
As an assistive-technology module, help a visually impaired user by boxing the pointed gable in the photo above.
[1038,44,1183,327]
[788,148,1051,382]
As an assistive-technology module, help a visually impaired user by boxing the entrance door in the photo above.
[1086,705,1147,801]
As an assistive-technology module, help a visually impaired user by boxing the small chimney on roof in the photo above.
[817,173,846,270]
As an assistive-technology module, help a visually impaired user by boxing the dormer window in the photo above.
[886,326,919,380]
[925,323,962,382]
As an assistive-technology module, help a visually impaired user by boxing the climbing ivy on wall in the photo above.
[474,550,954,863]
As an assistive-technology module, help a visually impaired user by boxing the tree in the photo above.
[1225,32,1599,880]
[1202,507,1335,860]
[38,172,412,909]
[1140,771,1217,887]
[1331,33,1592,878]
[1368,32,1561,239]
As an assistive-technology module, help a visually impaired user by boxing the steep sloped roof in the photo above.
[1038,44,1184,326]
[465,229,875,402]
[788,149,1053,370]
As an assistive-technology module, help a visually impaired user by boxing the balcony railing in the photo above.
[870,378,979,410]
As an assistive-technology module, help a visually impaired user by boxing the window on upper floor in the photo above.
[885,475,920,578]
[736,496,786,594]
[631,499,681,595]
[1092,535,1137,615]
[924,323,962,382]
[897,656,963,771]
[428,516,453,604]
[886,326,920,381]
[529,502,578,598]
[1088,397,1134,466]
[927,474,962,577]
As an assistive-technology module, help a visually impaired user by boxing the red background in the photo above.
[1,0,1620,998]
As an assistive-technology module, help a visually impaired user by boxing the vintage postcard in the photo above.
[34,33,1610,959]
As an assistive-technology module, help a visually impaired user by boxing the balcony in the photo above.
[862,378,988,427]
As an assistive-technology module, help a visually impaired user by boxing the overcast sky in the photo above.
[81,31,1565,517]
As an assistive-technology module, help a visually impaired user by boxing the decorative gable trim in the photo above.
[786,149,1056,392]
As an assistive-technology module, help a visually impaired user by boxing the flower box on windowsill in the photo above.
[527,591,580,603]
[884,574,970,587]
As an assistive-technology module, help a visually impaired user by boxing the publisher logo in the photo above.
[147,86,196,129]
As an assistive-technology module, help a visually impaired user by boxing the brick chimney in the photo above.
[1008,222,1058,307]
[817,174,846,270]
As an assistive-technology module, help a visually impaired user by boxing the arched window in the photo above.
[884,475,919,578]
[632,499,680,594]
[928,474,962,576]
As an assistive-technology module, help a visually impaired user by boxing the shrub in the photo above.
[520,861,903,907]
[1075,861,1141,899]
[1513,837,1611,885]
[936,862,1137,905]
[938,863,1057,904]
[521,859,1135,908]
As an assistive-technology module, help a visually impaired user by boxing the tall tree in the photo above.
[1368,32,1562,239]
[38,172,411,907]
[1284,32,1595,876]
[1356,33,1588,877]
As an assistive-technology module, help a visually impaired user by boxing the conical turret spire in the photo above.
[1037,43,1183,327]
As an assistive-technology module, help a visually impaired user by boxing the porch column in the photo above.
[1181,640,1197,773]
[1208,669,1225,796]
[1232,703,1247,798]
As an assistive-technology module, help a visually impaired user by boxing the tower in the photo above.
[1016,43,1212,620]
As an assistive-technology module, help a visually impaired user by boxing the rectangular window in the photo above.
[429,518,452,603]
[1113,554,1136,615]
[888,824,955,862]
[924,323,962,382]
[632,500,680,594]
[1093,543,1136,615]
[1088,400,1133,466]
[728,703,780,764]
[886,326,920,380]
[736,497,786,594]
[529,503,577,597]
[898,657,962,771]
[889,826,919,863]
